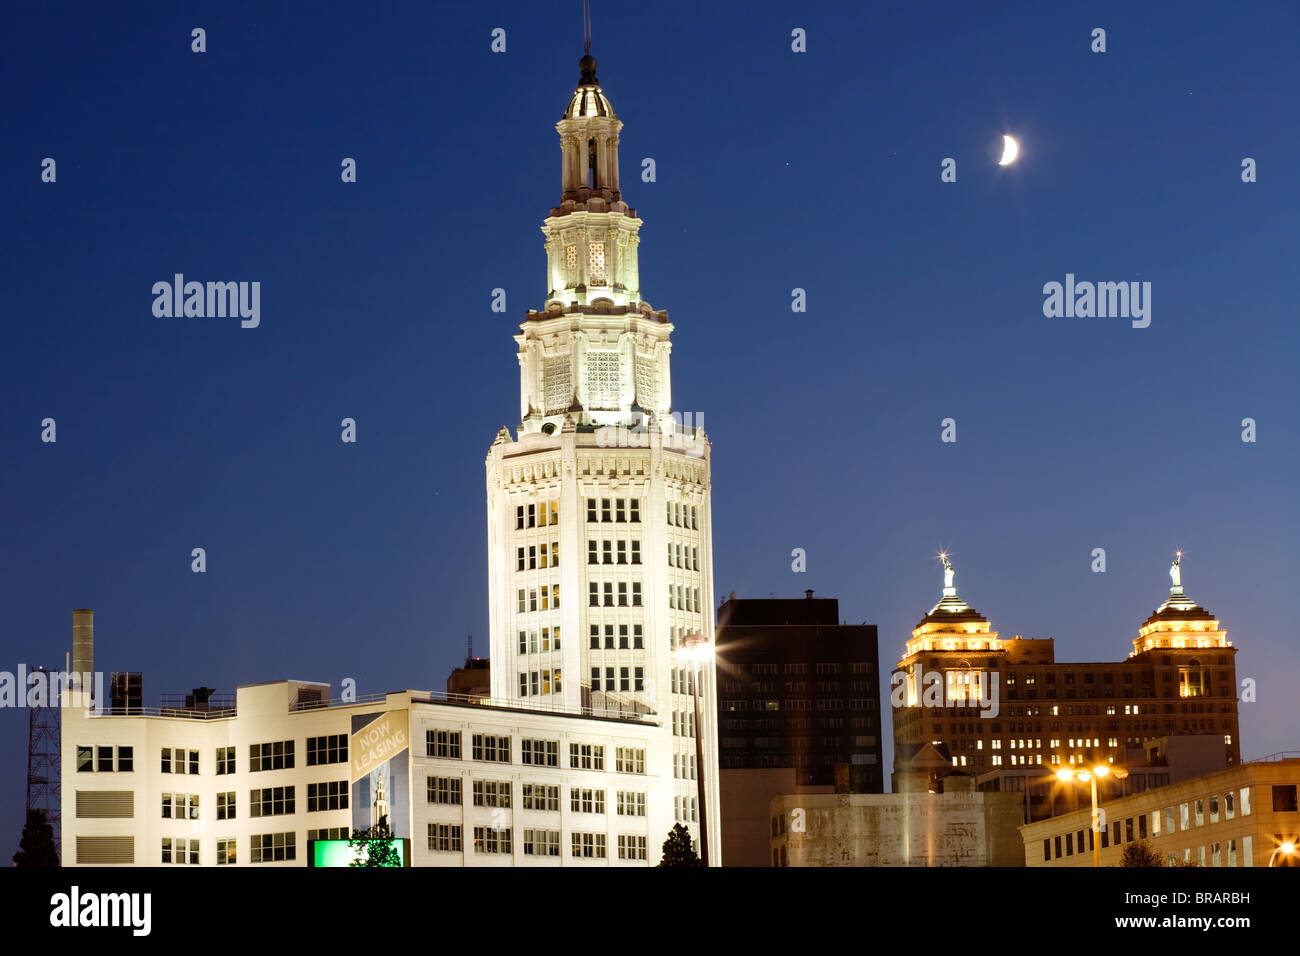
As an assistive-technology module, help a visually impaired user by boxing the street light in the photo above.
[1054,763,1129,867]
[1268,841,1297,867]
[677,633,713,866]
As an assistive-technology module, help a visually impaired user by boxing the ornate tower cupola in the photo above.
[907,555,996,653]
[897,556,1001,709]
[511,49,677,437]
[558,53,623,206]
[1132,553,1230,655]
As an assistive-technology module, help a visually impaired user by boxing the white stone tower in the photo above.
[484,50,720,859]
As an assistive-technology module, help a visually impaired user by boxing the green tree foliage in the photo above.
[657,823,702,867]
[1119,839,1164,867]
[349,821,402,867]
[13,810,59,868]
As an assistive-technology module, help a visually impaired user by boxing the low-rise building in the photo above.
[447,657,491,701]
[1020,754,1300,867]
[977,734,1228,823]
[61,612,676,867]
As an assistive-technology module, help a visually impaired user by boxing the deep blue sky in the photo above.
[2,1,1297,838]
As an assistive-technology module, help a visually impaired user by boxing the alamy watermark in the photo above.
[152,274,260,328]
[50,886,150,936]
[595,411,706,457]
[891,669,1000,718]
[2,666,103,713]
[1042,273,1151,328]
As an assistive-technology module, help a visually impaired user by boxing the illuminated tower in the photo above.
[484,50,720,858]
[1129,554,1240,766]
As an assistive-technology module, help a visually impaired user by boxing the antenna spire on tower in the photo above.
[583,0,592,54]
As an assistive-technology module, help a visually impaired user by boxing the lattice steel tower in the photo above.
[25,667,62,860]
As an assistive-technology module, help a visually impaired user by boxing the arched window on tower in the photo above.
[587,138,597,190]
[1179,660,1205,698]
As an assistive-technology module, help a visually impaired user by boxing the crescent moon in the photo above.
[998,135,1019,166]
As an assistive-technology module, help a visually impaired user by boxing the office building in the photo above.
[482,48,720,857]
[892,556,1240,782]
[1022,754,1300,867]
[715,592,883,789]
[61,613,670,867]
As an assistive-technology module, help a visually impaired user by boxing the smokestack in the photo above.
[72,609,94,678]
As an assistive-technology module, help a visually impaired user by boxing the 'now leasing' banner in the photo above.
[350,710,409,781]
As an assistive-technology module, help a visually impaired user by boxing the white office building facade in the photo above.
[62,680,669,866]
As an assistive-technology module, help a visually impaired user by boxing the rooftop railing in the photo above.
[292,688,657,722]
[88,688,659,723]
[92,705,237,720]
[1247,751,1300,763]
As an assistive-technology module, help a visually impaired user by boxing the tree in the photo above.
[349,821,402,867]
[1119,839,1164,867]
[13,810,59,867]
[657,823,702,867]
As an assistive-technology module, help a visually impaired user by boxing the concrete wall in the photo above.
[720,767,833,866]
[770,790,1025,867]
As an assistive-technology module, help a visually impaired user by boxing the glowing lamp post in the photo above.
[1268,841,1297,867]
[677,633,713,866]
[1055,763,1129,867]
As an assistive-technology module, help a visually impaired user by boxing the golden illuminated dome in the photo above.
[1142,553,1215,627]
[1132,555,1228,654]
[915,556,989,629]
[1141,592,1216,628]
[564,53,616,119]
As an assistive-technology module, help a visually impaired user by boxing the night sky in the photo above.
[2,1,1297,838]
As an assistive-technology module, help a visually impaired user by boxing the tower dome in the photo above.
[915,555,989,630]
[1132,554,1228,655]
[564,54,615,119]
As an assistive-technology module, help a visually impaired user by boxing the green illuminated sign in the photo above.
[309,839,409,867]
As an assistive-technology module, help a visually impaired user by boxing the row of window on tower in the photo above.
[588,581,643,606]
[589,623,645,649]
[428,828,648,861]
[591,666,645,693]
[423,733,644,772]
[518,542,559,570]
[586,497,640,523]
[668,543,699,570]
[589,538,641,564]
[525,538,693,568]
[519,669,562,697]
[668,501,698,529]
[518,627,561,654]
[426,776,649,817]
[669,585,702,612]
[516,501,560,530]
[518,586,561,612]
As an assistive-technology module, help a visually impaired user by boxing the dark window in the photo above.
[1272,785,1299,813]
[306,734,348,766]
[306,780,349,812]
[249,740,295,772]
